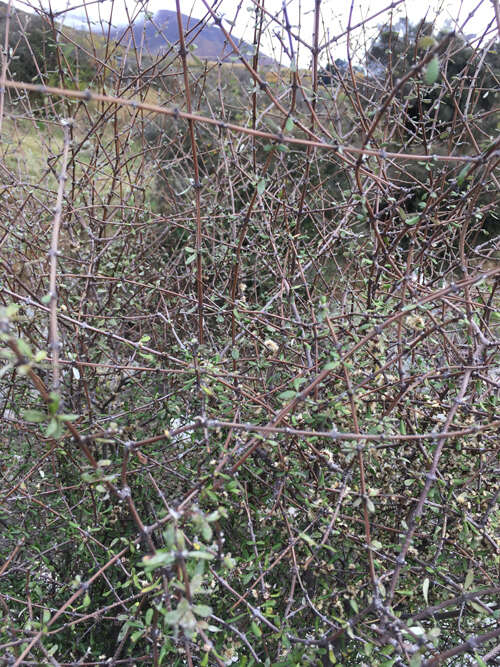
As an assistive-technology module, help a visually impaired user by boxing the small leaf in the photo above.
[323,360,338,371]
[131,629,144,644]
[59,414,78,422]
[422,577,429,604]
[5,304,19,318]
[45,418,59,438]
[201,521,213,542]
[163,609,182,625]
[457,164,471,187]
[278,390,297,401]
[418,36,436,50]
[464,568,474,590]
[48,392,60,414]
[257,179,266,195]
[299,532,316,547]
[187,550,214,560]
[190,574,204,594]
[251,620,262,637]
[193,604,212,618]
[424,56,439,85]
[142,550,175,570]
[17,339,32,358]
[285,116,294,132]
[23,409,46,423]
[231,347,240,360]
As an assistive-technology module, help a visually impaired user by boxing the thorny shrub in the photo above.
[0,1,499,665]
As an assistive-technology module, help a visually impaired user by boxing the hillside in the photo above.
[110,8,274,64]
[0,2,274,77]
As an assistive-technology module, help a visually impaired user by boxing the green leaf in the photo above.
[59,414,78,422]
[285,117,294,133]
[131,629,144,644]
[23,409,46,423]
[201,521,213,542]
[299,533,316,547]
[142,550,175,570]
[17,339,32,358]
[464,568,474,590]
[422,577,429,604]
[251,620,262,637]
[418,36,436,50]
[164,609,182,625]
[231,347,240,360]
[278,390,297,401]
[45,418,59,438]
[5,304,19,318]
[457,164,471,187]
[48,392,60,415]
[424,56,439,85]
[257,179,266,195]
[187,550,214,560]
[193,604,212,618]
[469,601,486,614]
[323,360,338,371]
[190,574,204,594]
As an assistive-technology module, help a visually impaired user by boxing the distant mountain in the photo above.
[111,9,274,65]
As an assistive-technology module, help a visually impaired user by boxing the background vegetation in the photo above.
[0,0,499,665]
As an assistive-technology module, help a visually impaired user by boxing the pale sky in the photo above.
[12,0,499,65]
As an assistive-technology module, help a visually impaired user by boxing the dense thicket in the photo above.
[0,2,499,666]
